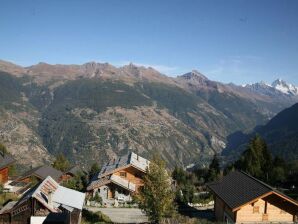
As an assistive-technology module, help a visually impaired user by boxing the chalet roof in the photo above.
[14,176,85,213]
[66,165,81,176]
[98,152,149,177]
[0,201,17,214]
[0,152,15,170]
[207,171,298,210]
[15,165,63,182]
[87,152,149,191]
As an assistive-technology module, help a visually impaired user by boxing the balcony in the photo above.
[110,174,136,192]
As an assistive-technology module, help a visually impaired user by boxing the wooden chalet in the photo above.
[0,152,15,184]
[60,166,82,182]
[87,152,149,204]
[0,176,85,224]
[9,165,63,195]
[207,171,298,223]
[13,165,62,183]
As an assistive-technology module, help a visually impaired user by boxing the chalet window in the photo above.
[120,172,126,177]
[253,206,259,213]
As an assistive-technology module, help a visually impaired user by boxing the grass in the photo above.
[81,209,112,224]
[161,214,221,224]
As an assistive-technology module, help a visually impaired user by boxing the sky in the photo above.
[0,0,298,85]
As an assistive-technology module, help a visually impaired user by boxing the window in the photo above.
[253,206,259,213]
[120,172,126,177]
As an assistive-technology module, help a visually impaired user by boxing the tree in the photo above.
[0,143,8,155]
[89,162,100,180]
[63,174,83,191]
[235,135,272,181]
[207,154,221,182]
[52,154,70,172]
[135,153,175,223]
[270,156,287,183]
[172,166,197,204]
[0,184,3,194]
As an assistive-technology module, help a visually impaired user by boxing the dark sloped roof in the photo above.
[207,171,273,210]
[0,201,17,214]
[66,166,81,176]
[16,165,63,182]
[98,153,131,177]
[0,153,15,169]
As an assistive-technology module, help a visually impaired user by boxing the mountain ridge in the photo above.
[223,102,298,162]
[0,59,297,168]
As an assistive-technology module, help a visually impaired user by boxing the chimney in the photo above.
[48,190,53,207]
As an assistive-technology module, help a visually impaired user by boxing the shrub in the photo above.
[81,209,111,224]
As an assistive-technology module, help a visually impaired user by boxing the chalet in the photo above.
[207,171,298,223]
[0,176,85,224]
[87,152,149,205]
[0,152,15,184]
[9,165,63,195]
[13,165,62,183]
[60,166,82,182]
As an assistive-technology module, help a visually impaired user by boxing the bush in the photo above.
[92,192,102,204]
[81,209,112,224]
[0,184,3,194]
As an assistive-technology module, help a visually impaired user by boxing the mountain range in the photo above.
[0,59,297,169]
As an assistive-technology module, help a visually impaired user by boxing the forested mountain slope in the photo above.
[0,60,297,168]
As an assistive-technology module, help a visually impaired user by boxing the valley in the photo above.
[0,60,297,169]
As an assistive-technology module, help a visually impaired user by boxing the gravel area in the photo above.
[85,207,149,223]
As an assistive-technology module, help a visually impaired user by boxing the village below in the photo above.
[0,134,297,224]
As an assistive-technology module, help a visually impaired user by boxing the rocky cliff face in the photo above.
[0,60,297,168]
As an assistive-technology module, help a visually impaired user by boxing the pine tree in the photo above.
[89,162,100,180]
[236,135,272,181]
[135,153,175,223]
[207,154,221,182]
[0,143,8,155]
[52,154,70,172]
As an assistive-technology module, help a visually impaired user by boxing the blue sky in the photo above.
[0,0,297,85]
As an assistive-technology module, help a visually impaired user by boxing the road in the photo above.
[85,207,149,223]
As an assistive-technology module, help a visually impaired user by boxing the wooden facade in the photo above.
[0,198,80,224]
[0,199,32,224]
[208,171,298,224]
[87,152,149,204]
[113,166,145,192]
[213,193,297,223]
[0,176,85,224]
[0,167,9,184]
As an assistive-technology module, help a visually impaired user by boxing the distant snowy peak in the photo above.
[244,79,298,97]
[271,79,298,95]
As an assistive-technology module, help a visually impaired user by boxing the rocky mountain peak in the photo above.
[0,59,27,76]
[180,70,208,81]
[271,78,298,95]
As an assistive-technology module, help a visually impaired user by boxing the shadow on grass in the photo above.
[177,204,215,221]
